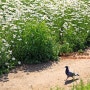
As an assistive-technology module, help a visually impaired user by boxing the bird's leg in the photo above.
[65,76,68,81]
[72,76,75,81]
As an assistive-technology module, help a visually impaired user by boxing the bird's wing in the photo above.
[68,71,75,77]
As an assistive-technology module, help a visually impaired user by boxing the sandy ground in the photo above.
[0,48,90,90]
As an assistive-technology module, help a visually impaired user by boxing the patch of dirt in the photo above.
[0,48,90,90]
[61,47,90,59]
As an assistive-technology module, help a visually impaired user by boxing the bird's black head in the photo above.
[65,66,68,69]
[65,66,69,75]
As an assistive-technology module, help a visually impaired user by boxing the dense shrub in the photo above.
[86,31,90,46]
[11,20,59,64]
[52,5,90,54]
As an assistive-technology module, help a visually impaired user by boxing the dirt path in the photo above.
[0,48,90,90]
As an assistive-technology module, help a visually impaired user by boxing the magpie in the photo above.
[65,66,79,81]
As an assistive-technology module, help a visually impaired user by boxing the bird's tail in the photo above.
[75,74,79,76]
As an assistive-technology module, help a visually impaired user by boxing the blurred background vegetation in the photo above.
[0,0,90,74]
[50,80,90,90]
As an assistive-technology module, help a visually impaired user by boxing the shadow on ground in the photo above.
[65,78,79,85]
[18,61,58,72]
[0,61,59,82]
[0,74,9,82]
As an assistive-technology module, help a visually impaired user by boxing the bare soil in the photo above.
[0,48,90,90]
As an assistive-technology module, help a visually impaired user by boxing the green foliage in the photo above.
[0,0,90,74]
[59,42,73,55]
[11,20,59,64]
[86,31,90,46]
[71,80,90,90]
[0,25,18,75]
[57,6,90,53]
[51,80,90,90]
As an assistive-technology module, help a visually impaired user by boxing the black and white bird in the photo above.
[65,66,79,81]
